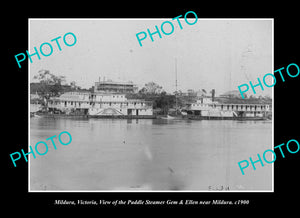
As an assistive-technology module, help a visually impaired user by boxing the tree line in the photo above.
[31,70,271,114]
[31,70,178,114]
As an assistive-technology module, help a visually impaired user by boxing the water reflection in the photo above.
[30,117,272,191]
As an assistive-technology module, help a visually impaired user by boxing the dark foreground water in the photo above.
[30,117,272,191]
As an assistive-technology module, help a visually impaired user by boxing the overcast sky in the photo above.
[29,18,272,96]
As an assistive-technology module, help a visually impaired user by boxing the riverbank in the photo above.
[33,112,272,121]
[34,112,156,119]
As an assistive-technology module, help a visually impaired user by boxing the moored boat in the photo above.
[160,115,176,120]
[186,97,271,121]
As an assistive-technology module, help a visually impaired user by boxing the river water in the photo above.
[30,117,272,191]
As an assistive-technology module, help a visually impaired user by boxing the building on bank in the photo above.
[30,93,43,113]
[94,78,138,94]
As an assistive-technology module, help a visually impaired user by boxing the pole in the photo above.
[175,58,178,115]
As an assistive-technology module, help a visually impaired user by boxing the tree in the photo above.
[32,70,66,110]
[33,70,66,85]
[70,81,81,90]
[155,92,176,114]
[140,82,163,94]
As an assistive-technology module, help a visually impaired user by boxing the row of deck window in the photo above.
[192,104,268,110]
[218,105,267,110]
[49,101,149,107]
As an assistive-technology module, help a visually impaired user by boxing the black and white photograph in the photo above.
[5,4,300,211]
[29,18,273,191]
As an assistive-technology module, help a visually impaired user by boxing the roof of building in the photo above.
[95,80,136,86]
[220,90,241,97]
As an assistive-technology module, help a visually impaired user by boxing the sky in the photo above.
[29,18,273,97]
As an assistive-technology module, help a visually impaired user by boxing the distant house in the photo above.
[30,82,82,113]
[219,90,244,98]
[216,90,272,105]
[94,79,138,94]
[30,93,43,113]
[187,89,196,96]
[196,90,208,97]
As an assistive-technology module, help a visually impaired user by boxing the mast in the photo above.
[175,58,178,115]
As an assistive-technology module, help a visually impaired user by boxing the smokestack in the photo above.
[212,89,215,102]
[99,76,101,82]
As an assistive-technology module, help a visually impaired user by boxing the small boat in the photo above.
[160,115,176,120]
[30,112,41,118]
[181,110,187,116]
